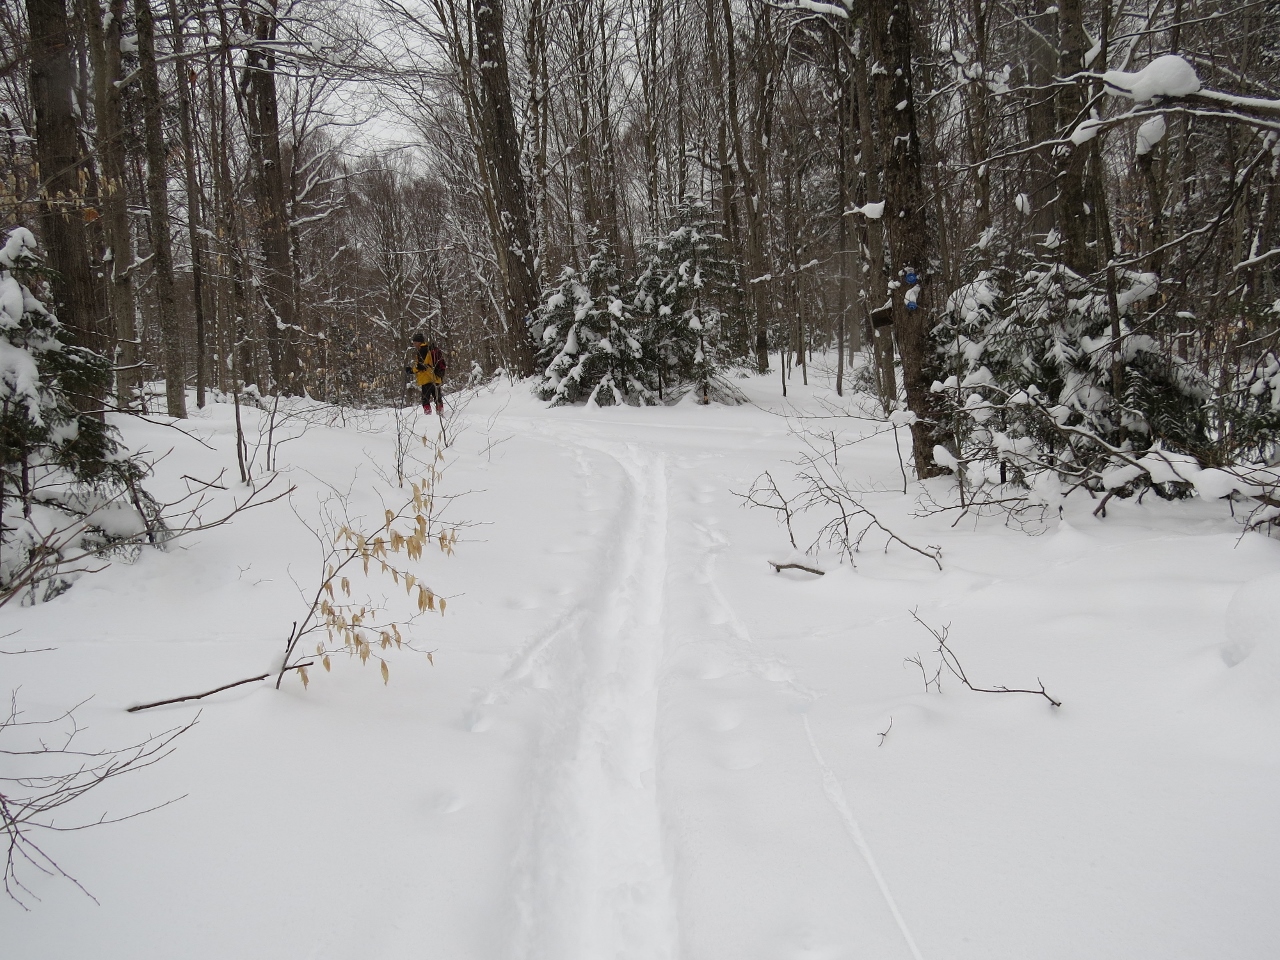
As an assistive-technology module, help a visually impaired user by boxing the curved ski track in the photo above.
[499,436,677,960]
[471,420,924,960]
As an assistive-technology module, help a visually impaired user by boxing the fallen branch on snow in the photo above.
[908,609,1061,707]
[127,660,314,713]
[768,561,826,576]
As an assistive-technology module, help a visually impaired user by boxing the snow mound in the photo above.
[0,226,38,270]
[1220,575,1280,696]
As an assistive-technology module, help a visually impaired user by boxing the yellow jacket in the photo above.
[413,346,444,386]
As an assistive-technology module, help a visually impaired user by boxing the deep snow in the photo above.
[3,367,1278,960]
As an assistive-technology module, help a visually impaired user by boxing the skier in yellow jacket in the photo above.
[407,332,447,415]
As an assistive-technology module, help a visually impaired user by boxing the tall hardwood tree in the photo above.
[168,0,211,408]
[135,0,186,417]
[870,0,941,475]
[87,0,140,406]
[471,0,539,375]
[242,0,299,394]
[26,0,105,367]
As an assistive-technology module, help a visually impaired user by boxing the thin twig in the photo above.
[909,609,1061,707]
[127,661,313,713]
[877,716,894,746]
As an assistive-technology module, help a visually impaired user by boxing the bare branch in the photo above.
[909,610,1061,708]
[768,560,825,575]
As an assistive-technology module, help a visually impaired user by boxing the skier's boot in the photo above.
[422,404,430,415]
[434,404,443,416]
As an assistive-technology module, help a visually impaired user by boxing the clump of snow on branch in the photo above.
[1103,54,1201,102]
[1135,116,1167,155]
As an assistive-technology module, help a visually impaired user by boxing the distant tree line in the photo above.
[2,0,1278,481]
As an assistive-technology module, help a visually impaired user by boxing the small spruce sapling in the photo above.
[0,227,160,604]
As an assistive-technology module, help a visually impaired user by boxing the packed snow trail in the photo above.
[8,383,1278,960]
[481,417,927,960]
[491,437,677,960]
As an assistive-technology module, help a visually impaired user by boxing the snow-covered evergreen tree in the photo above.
[633,206,742,403]
[0,228,156,602]
[933,256,1194,495]
[534,242,650,406]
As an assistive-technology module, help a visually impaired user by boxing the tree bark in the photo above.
[471,0,539,375]
[1023,0,1059,243]
[855,14,895,411]
[870,0,940,476]
[26,0,105,364]
[168,0,211,409]
[243,2,299,394]
[135,0,187,417]
[87,0,140,406]
[1056,0,1096,274]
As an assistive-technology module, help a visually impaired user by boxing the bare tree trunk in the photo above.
[471,0,539,374]
[871,0,939,476]
[673,11,688,209]
[1024,0,1059,242]
[704,0,775,373]
[1056,0,1096,274]
[135,0,187,417]
[168,0,211,409]
[834,18,860,396]
[211,2,258,389]
[87,0,140,406]
[595,0,623,255]
[573,38,602,246]
[525,0,551,269]
[1089,4,1121,401]
[27,0,105,367]
[638,0,665,236]
[966,0,992,242]
[855,16,895,410]
[243,2,299,394]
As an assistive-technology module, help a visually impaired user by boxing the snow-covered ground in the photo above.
[4,367,1279,959]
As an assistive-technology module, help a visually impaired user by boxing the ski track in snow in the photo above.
[800,715,926,960]
[692,520,925,960]
[478,419,925,960]
[492,429,678,960]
